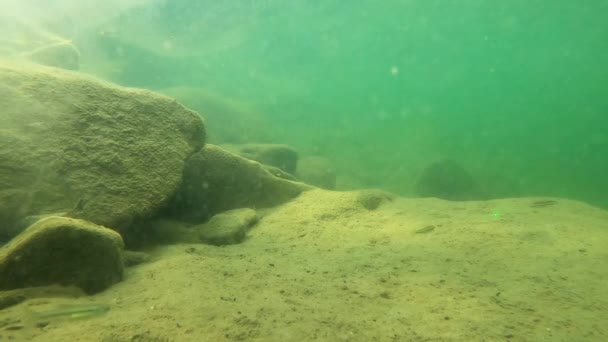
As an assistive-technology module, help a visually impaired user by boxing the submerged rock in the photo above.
[168,144,311,223]
[0,60,205,239]
[197,208,259,245]
[0,216,124,294]
[415,159,480,201]
[223,143,299,175]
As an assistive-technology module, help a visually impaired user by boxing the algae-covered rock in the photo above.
[0,216,124,294]
[168,144,311,223]
[197,208,258,245]
[0,60,205,239]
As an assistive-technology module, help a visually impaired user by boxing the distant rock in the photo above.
[0,61,205,240]
[296,156,337,190]
[197,208,258,245]
[167,144,311,223]
[223,143,299,175]
[0,216,124,294]
[415,159,480,200]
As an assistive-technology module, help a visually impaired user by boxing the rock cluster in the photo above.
[0,61,314,295]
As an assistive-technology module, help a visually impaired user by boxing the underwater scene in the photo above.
[0,0,607,341]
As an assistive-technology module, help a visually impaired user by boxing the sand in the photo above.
[1,189,607,341]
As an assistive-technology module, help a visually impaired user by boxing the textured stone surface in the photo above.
[0,60,205,239]
[197,208,259,245]
[0,216,124,294]
[168,144,311,223]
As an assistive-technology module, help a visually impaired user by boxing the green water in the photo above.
[8,0,608,206]
[1,3,607,340]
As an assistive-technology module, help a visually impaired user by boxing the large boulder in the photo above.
[0,216,124,294]
[0,60,205,240]
[167,144,311,223]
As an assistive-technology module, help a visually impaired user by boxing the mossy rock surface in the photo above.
[197,208,258,245]
[169,144,311,223]
[0,60,205,239]
[0,216,124,294]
